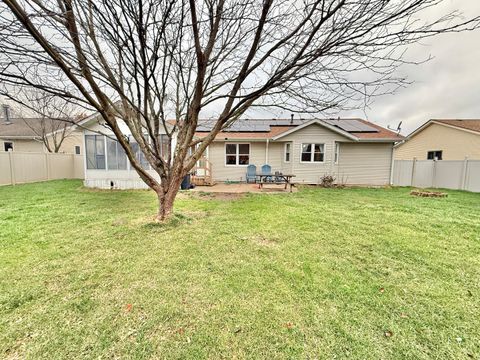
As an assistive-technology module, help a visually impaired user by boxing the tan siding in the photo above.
[3,139,44,152]
[209,141,267,181]
[280,123,352,184]
[267,142,285,171]
[1,129,83,154]
[55,131,83,154]
[337,143,393,185]
[209,123,394,185]
[395,123,480,160]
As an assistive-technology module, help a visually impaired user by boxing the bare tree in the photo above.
[0,0,478,220]
[12,90,82,152]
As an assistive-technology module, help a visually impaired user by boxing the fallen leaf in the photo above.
[125,304,133,312]
[384,330,393,338]
[285,322,294,329]
[379,287,385,293]
[176,328,185,335]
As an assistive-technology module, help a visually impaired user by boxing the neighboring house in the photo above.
[0,115,83,154]
[82,116,403,189]
[395,119,480,161]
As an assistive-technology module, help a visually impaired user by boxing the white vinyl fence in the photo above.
[0,151,84,186]
[392,158,480,192]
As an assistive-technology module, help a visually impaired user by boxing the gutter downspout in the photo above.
[265,138,269,164]
[389,143,395,185]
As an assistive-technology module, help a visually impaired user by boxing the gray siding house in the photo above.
[196,118,403,185]
[81,116,403,189]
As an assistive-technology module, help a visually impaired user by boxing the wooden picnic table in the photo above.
[255,173,296,192]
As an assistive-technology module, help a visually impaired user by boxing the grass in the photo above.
[0,180,479,359]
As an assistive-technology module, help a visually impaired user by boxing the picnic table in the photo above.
[255,173,296,192]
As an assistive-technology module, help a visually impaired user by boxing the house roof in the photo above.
[398,119,480,146]
[0,118,79,139]
[194,118,403,142]
[430,119,480,134]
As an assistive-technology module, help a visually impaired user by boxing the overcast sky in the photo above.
[246,0,480,136]
[3,0,478,136]
[343,0,480,135]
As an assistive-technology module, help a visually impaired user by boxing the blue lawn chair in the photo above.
[261,164,272,182]
[246,164,257,183]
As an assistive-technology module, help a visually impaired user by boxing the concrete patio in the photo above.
[190,182,298,193]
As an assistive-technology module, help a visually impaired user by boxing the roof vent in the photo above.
[290,114,294,125]
[2,104,12,124]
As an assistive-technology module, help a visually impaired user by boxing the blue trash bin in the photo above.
[181,174,191,190]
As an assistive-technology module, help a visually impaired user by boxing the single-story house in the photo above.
[0,110,83,154]
[394,119,480,160]
[81,115,403,189]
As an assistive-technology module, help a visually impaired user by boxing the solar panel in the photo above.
[196,119,272,132]
[196,118,379,133]
[224,123,271,132]
[324,119,379,133]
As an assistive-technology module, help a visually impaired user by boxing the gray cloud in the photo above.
[341,0,480,134]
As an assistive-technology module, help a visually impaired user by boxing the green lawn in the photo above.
[0,180,479,359]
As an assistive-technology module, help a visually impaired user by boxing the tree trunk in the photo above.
[155,175,183,222]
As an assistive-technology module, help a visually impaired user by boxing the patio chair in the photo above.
[274,171,284,183]
[261,164,272,182]
[246,164,257,183]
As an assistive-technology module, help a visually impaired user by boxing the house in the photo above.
[81,115,403,189]
[0,107,83,154]
[195,118,403,185]
[394,119,480,160]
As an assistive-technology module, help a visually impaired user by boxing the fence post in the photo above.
[461,156,469,190]
[45,152,50,180]
[410,157,417,187]
[8,150,15,185]
[432,159,437,188]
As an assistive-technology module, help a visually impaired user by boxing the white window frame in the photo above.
[85,134,107,170]
[300,143,325,163]
[129,135,151,170]
[284,142,291,163]
[106,137,128,171]
[224,142,250,166]
[334,142,340,164]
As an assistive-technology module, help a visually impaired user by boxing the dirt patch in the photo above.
[236,234,277,247]
[192,192,245,201]
[252,234,277,247]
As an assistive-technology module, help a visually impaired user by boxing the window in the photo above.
[334,142,340,164]
[107,138,127,170]
[130,137,150,170]
[301,143,324,162]
[75,145,81,155]
[284,143,291,162]
[3,141,13,152]
[85,135,106,169]
[159,134,171,158]
[225,143,250,166]
[427,150,442,160]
